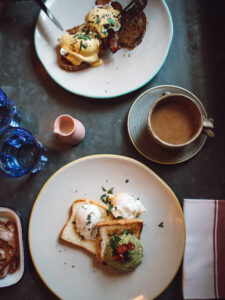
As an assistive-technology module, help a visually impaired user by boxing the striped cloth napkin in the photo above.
[182,199,225,299]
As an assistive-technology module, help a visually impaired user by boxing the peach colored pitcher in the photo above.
[53,114,85,146]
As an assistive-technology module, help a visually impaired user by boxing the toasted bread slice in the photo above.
[118,11,147,49]
[96,218,143,263]
[57,46,90,72]
[57,25,90,72]
[60,199,113,255]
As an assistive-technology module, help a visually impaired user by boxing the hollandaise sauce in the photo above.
[85,5,120,38]
[59,5,120,67]
[60,25,102,67]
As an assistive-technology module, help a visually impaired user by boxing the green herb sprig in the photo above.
[96,15,101,24]
[74,33,91,41]
[158,222,164,228]
[79,40,88,51]
[106,204,113,216]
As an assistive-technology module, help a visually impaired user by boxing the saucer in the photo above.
[127,85,208,164]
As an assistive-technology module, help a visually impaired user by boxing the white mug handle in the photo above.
[203,117,215,138]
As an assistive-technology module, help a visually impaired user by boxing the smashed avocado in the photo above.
[104,233,143,272]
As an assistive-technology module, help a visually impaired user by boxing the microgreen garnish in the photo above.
[106,204,113,216]
[108,18,115,26]
[116,216,123,220]
[104,23,110,29]
[85,27,90,35]
[107,187,114,194]
[100,194,111,204]
[108,235,121,249]
[86,213,93,225]
[74,33,91,41]
[122,230,130,235]
[96,15,101,24]
[100,187,114,204]
[100,29,108,35]
[158,222,164,228]
[79,40,88,51]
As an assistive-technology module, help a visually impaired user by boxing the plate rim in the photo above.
[28,154,186,299]
[33,0,174,99]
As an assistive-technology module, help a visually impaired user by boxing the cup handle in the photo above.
[203,117,215,138]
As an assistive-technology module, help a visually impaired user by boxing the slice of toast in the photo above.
[96,218,143,263]
[57,46,90,72]
[60,199,113,255]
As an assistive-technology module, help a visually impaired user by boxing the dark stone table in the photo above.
[0,0,225,299]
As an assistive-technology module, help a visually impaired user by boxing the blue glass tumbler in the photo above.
[0,127,48,178]
[0,88,21,133]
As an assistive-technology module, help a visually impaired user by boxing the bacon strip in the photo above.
[111,1,122,11]
[95,0,110,5]
[0,220,19,279]
[107,31,120,54]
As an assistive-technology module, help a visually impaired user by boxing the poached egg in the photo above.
[110,193,146,219]
[59,25,102,67]
[75,203,101,239]
[85,4,121,39]
[59,3,121,67]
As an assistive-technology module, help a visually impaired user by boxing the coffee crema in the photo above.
[151,102,199,145]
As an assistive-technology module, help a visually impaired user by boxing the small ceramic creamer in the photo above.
[53,114,85,146]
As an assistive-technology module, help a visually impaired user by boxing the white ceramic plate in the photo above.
[29,154,185,299]
[34,0,173,98]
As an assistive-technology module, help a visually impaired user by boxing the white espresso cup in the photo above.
[147,93,214,149]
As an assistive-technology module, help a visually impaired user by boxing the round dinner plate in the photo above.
[29,154,185,300]
[34,0,173,98]
[128,85,208,164]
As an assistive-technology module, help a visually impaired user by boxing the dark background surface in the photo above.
[0,0,225,299]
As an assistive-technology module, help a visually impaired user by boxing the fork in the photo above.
[118,0,147,18]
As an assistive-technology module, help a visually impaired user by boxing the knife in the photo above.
[34,0,64,31]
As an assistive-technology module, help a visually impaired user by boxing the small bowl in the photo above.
[0,207,25,288]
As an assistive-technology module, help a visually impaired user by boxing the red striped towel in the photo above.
[183,199,225,299]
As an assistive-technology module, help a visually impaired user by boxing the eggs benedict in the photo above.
[85,4,121,39]
[58,1,122,71]
[59,24,103,69]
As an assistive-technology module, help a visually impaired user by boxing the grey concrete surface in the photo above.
[0,0,225,299]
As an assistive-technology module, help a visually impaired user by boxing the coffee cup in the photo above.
[147,93,214,149]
